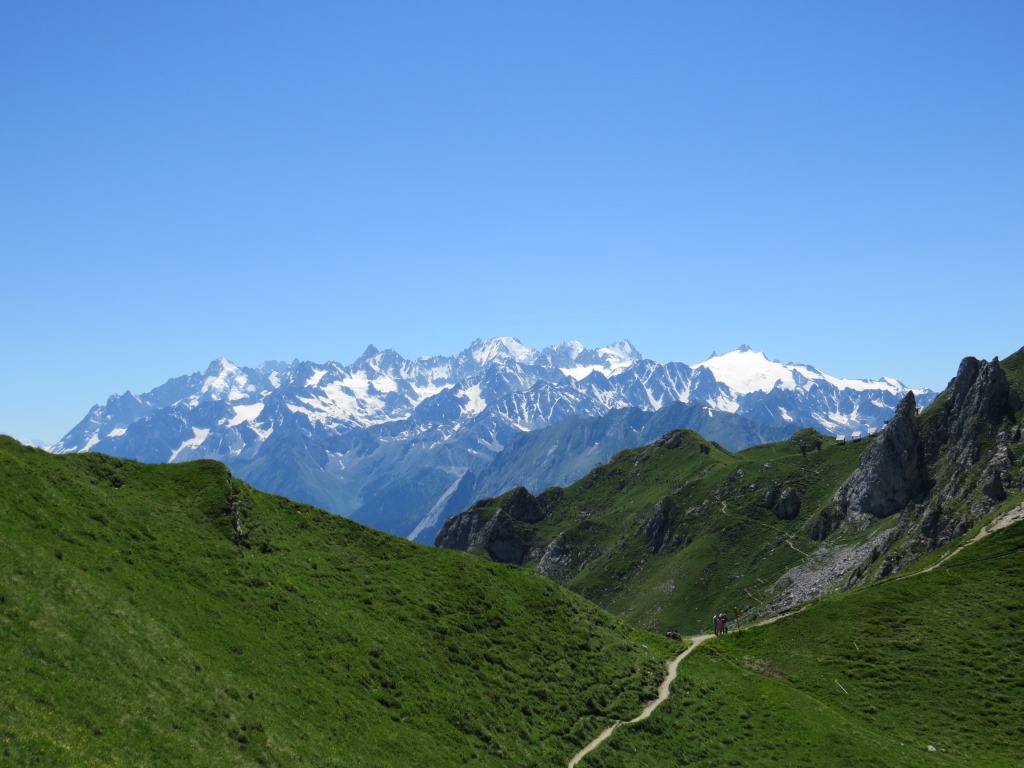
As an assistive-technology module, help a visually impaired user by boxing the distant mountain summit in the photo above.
[52,338,935,541]
[692,346,913,432]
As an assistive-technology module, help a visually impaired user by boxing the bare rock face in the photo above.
[982,465,1007,501]
[775,488,802,520]
[434,486,544,565]
[481,513,534,564]
[825,354,1021,554]
[919,356,1020,522]
[433,507,479,552]
[922,356,1021,468]
[763,485,801,520]
[642,497,673,554]
[500,485,546,523]
[833,391,930,521]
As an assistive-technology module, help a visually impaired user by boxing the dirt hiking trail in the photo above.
[567,503,1024,767]
[568,633,714,767]
[898,502,1024,580]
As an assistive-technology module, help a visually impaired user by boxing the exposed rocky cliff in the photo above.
[817,356,1021,547]
[824,354,1022,587]
[434,486,544,565]
[827,392,930,530]
[922,356,1021,462]
[908,355,1022,551]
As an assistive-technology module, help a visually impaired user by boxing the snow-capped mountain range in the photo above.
[52,338,936,542]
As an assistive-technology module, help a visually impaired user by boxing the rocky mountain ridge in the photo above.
[51,337,936,541]
[437,348,1023,628]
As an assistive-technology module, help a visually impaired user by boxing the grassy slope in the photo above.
[0,437,676,767]
[468,430,869,634]
[1000,346,1024,403]
[583,497,1024,767]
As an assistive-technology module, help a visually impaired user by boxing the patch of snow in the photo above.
[411,383,447,402]
[250,423,274,441]
[812,369,904,394]
[303,384,376,424]
[407,467,469,541]
[460,384,487,416]
[705,393,740,413]
[306,369,328,388]
[169,427,211,462]
[371,376,398,393]
[334,370,400,398]
[227,403,265,427]
[597,340,642,369]
[107,427,128,438]
[561,365,611,381]
[563,340,585,357]
[83,434,100,452]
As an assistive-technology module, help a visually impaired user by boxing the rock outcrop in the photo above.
[435,486,544,565]
[642,497,673,554]
[921,355,1020,469]
[764,485,801,520]
[823,354,1022,561]
[916,356,1021,531]
[775,488,802,520]
[832,391,930,522]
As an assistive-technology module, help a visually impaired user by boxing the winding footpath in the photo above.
[896,502,1024,580]
[567,633,714,768]
[567,502,1024,767]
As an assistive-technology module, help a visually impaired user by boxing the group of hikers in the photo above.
[712,612,730,635]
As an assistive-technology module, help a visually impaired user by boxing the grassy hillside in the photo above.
[457,403,794,504]
[451,429,871,634]
[999,346,1024,408]
[0,437,676,767]
[577,498,1024,767]
[446,348,1024,638]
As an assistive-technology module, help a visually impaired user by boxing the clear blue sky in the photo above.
[2,2,1022,445]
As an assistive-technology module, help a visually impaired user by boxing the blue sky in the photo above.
[2,2,1022,445]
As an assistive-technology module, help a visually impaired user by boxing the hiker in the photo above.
[712,613,723,635]
[720,612,729,633]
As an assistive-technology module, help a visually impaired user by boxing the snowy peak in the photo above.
[597,339,642,368]
[198,358,253,402]
[467,337,538,367]
[558,339,642,381]
[695,347,790,395]
[694,347,906,397]
[357,344,381,361]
